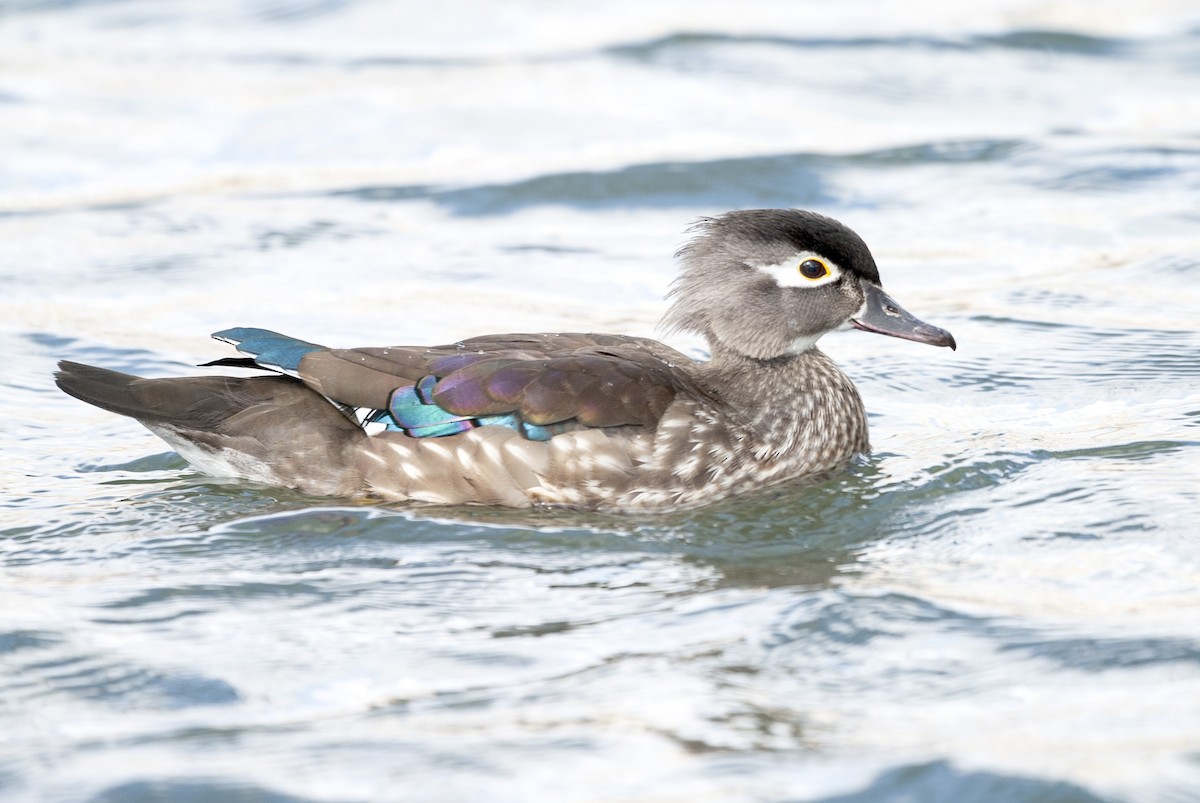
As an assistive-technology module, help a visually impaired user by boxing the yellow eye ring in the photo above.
[798,258,829,280]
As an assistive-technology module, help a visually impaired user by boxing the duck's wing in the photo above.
[212,328,708,439]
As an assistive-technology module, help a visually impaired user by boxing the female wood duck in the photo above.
[56,209,955,511]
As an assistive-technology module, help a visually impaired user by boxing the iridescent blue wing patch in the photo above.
[374,375,555,441]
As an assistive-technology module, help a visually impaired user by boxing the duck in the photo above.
[55,209,955,511]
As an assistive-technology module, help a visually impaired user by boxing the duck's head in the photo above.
[664,209,956,359]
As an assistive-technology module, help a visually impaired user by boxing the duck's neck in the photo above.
[699,341,867,451]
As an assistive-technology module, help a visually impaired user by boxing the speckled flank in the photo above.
[353,348,866,511]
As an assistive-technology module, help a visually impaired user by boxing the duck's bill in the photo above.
[850,283,957,350]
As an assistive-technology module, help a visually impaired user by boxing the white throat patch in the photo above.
[750,251,844,289]
[785,333,824,353]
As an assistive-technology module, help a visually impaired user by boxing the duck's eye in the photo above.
[798,258,830,280]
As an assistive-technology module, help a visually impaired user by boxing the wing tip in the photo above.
[212,327,278,346]
[210,328,324,375]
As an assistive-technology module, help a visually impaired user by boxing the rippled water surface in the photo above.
[3,2,1200,801]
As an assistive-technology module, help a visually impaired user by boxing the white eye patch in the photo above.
[750,251,843,288]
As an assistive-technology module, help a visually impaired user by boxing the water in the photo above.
[3,1,1200,801]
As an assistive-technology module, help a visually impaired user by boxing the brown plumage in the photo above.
[56,209,956,511]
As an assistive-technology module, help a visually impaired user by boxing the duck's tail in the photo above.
[56,361,270,428]
[55,361,366,495]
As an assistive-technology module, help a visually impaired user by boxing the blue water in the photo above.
[3,2,1200,801]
